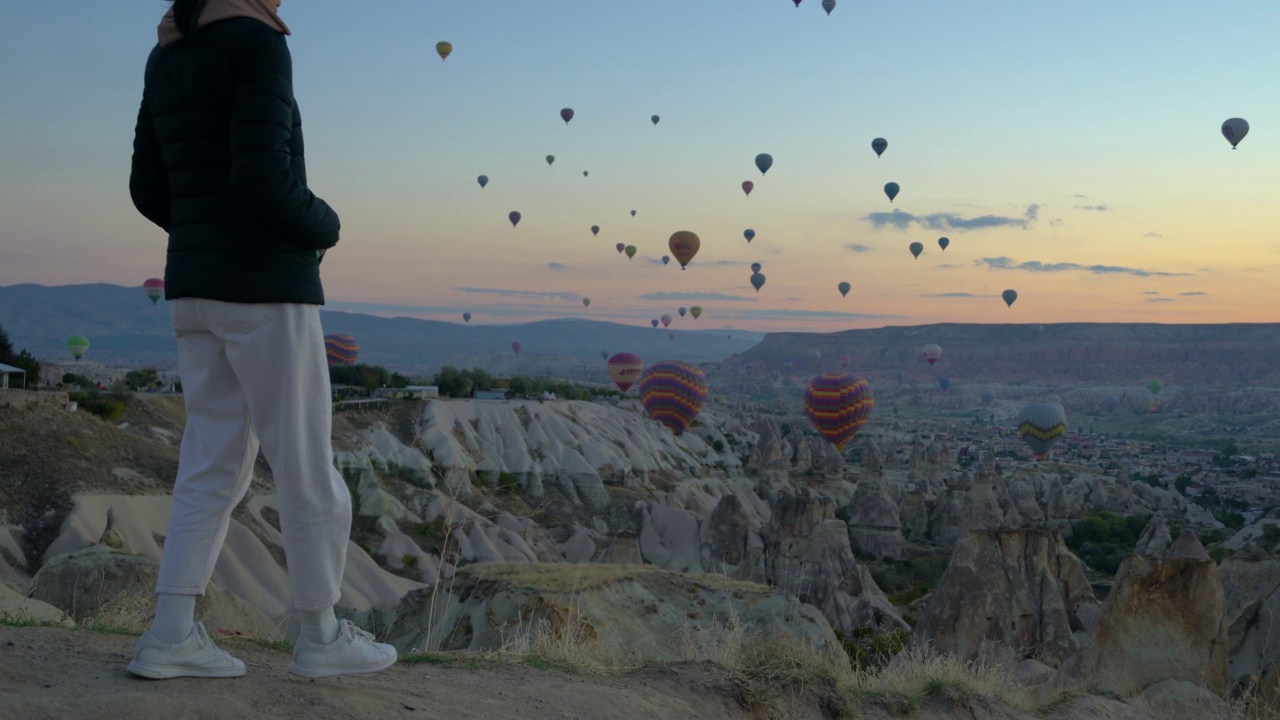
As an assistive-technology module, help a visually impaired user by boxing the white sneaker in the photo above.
[127,622,247,679]
[289,620,398,678]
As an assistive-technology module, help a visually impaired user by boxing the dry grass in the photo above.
[78,587,288,649]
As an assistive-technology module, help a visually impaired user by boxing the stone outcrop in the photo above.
[1218,548,1280,692]
[911,529,1097,667]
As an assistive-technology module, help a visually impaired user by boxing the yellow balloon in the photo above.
[436,41,453,61]
[668,231,700,270]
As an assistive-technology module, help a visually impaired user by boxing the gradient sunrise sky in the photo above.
[1,0,1277,332]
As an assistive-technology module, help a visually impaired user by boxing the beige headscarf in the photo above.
[158,0,291,47]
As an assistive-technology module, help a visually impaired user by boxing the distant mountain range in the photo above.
[0,283,765,373]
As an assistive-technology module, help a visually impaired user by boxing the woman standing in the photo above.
[127,0,396,679]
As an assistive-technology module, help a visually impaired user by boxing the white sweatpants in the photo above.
[156,298,352,611]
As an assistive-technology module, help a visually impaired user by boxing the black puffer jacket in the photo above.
[130,17,340,305]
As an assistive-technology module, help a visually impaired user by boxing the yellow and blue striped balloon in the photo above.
[637,360,708,435]
[804,373,874,452]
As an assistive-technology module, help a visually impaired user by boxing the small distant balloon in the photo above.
[661,315,672,328]
[630,209,637,217]
[477,175,488,188]
[143,278,164,305]
[750,272,766,292]
[508,211,521,227]
[1002,289,1018,307]
[560,108,574,124]
[938,378,951,391]
[67,335,90,361]
[822,0,836,14]
[742,181,754,196]
[601,350,610,361]
[678,307,687,318]
[607,352,644,392]
[754,153,773,175]
[463,312,472,323]
[435,41,452,61]
[651,319,660,328]
[625,245,637,259]
[662,255,670,266]
[546,155,555,166]
[938,237,950,251]
[922,343,942,366]
[651,115,660,126]
[743,229,755,243]
[1221,117,1249,149]
[871,138,887,157]
[511,341,522,354]
[884,182,900,202]
[582,297,591,308]
[616,243,626,254]
[909,242,923,259]
[750,262,762,274]
[838,281,851,298]
[591,225,600,236]
[583,170,589,177]
[792,0,802,6]
[690,306,703,320]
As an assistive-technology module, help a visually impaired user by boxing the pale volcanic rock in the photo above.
[1218,549,1280,687]
[1059,529,1230,694]
[847,476,905,560]
[911,529,1097,667]
[698,494,755,578]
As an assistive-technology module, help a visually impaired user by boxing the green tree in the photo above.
[0,323,40,389]
[124,368,160,390]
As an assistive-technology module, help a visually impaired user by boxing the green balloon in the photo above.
[67,335,90,360]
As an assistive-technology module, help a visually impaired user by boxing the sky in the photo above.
[2,0,1279,332]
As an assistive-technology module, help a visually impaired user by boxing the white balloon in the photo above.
[1222,117,1249,149]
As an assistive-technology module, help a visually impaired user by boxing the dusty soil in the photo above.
[0,625,808,720]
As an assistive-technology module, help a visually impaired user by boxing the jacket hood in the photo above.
[158,0,291,47]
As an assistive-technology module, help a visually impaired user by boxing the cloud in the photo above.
[844,243,873,253]
[455,287,582,302]
[936,263,962,269]
[1142,291,1160,295]
[924,292,983,298]
[1144,232,1163,238]
[1075,204,1111,211]
[547,262,566,271]
[862,204,1039,232]
[974,257,1192,277]
[636,292,755,302]
[1049,218,1064,228]
[1147,297,1175,303]
[1180,291,1207,296]
[1072,194,1091,199]
[732,309,902,320]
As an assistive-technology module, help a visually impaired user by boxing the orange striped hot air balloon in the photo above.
[804,374,874,451]
[637,360,708,435]
[324,334,359,366]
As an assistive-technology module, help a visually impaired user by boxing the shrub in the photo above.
[68,391,128,422]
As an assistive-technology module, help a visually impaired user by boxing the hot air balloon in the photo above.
[678,307,687,318]
[607,352,644,392]
[792,0,801,6]
[324,333,359,367]
[754,153,773,175]
[1016,402,1067,459]
[590,225,600,236]
[837,281,851,298]
[436,41,452,60]
[630,209,637,217]
[668,231,700,269]
[1002,289,1018,307]
[1146,380,1163,396]
[871,137,887,157]
[560,108,574,124]
[822,0,836,14]
[1222,118,1249,149]
[938,237,950,251]
[67,335,90,361]
[477,175,488,188]
[744,229,755,243]
[938,378,951,391]
[463,312,472,323]
[662,255,670,265]
[509,211,521,227]
[651,115,660,125]
[661,315,672,328]
[637,360,708,435]
[143,278,164,305]
[804,374,874,451]
[750,262,762,274]
[884,182,900,202]
[839,354,851,368]
[783,358,795,371]
[690,306,702,320]
[668,332,675,341]
[651,319,660,328]
[511,341,522,354]
[742,181,754,196]
[909,242,924,259]
[624,245,637,259]
[582,297,591,308]
[922,343,942,366]
[981,388,996,405]
[546,155,555,166]
[601,350,610,361]
[583,170,589,177]
[806,349,822,362]
[1102,395,1120,413]
[750,272,766,292]
[614,243,625,254]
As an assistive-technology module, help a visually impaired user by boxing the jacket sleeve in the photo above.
[129,98,171,232]
[229,31,340,250]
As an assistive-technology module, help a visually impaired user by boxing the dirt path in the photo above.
[0,626,792,720]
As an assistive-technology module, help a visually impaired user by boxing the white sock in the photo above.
[300,607,340,645]
[151,593,197,643]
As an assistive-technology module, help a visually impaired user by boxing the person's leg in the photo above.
[128,298,255,679]
[218,301,394,676]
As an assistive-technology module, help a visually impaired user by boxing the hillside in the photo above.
[0,283,763,372]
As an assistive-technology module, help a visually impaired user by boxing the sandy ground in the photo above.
[0,625,779,720]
